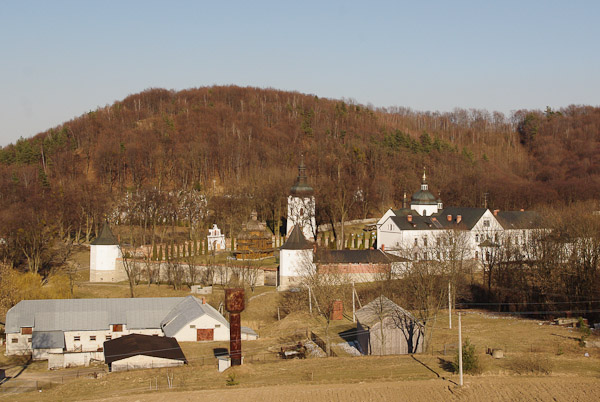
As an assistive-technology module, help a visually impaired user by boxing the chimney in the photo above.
[407,214,412,222]
[520,208,525,212]
[381,244,385,251]
[201,297,206,304]
[447,215,452,222]
[457,215,462,224]
[493,209,499,216]
[431,217,437,222]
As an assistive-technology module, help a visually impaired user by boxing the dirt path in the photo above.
[93,376,600,402]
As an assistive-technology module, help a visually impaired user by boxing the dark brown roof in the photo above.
[315,249,408,264]
[281,225,313,250]
[91,222,118,245]
[104,334,186,365]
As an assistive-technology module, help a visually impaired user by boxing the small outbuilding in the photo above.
[104,334,186,372]
[355,296,424,356]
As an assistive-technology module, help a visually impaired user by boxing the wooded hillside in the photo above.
[0,85,599,273]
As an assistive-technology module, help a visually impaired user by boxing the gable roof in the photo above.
[387,207,488,231]
[315,249,407,264]
[91,222,118,245]
[5,296,224,335]
[355,295,421,328]
[495,211,543,230]
[161,296,229,337]
[104,334,186,365]
[281,225,313,250]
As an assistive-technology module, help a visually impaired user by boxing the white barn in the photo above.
[5,296,229,364]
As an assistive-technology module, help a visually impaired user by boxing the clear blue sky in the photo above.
[1,0,598,146]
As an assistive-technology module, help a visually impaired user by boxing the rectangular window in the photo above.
[423,237,428,247]
[113,324,123,332]
[90,336,96,341]
[414,238,418,246]
[74,336,81,342]
[21,327,32,335]
[27,337,32,343]
[483,219,490,227]
[190,325,196,329]
[105,335,112,341]
[12,338,18,344]
[215,324,221,328]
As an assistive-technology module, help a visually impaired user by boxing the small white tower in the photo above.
[287,154,316,241]
[90,222,122,282]
[278,225,314,291]
[207,224,226,251]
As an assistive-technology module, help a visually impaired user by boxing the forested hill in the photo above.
[0,86,599,245]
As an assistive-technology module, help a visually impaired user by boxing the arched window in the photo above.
[300,208,304,216]
[475,234,479,242]
[423,209,426,216]
[475,251,479,259]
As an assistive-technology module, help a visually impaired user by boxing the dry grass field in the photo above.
[3,247,599,400]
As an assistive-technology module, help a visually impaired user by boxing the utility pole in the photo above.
[352,282,356,323]
[448,281,452,329]
[458,312,463,386]
[308,286,312,314]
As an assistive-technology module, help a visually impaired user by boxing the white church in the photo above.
[376,170,543,261]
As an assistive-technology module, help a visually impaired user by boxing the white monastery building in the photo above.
[376,170,543,261]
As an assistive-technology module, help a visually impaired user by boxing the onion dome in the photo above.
[290,154,314,197]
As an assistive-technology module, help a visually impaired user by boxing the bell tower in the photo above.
[286,154,316,240]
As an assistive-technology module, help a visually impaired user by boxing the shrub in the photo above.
[452,338,481,374]
[508,354,553,375]
[226,373,239,386]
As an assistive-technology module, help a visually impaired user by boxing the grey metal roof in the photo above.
[290,155,314,196]
[355,296,421,328]
[5,297,188,334]
[91,222,118,245]
[315,250,408,264]
[241,326,258,336]
[281,225,313,250]
[32,331,65,349]
[161,296,229,337]
[410,189,438,205]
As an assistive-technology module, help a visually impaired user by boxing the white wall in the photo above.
[278,248,314,291]
[6,333,32,355]
[172,314,229,342]
[111,355,184,372]
[287,195,316,240]
[64,327,162,353]
[90,244,122,282]
[411,203,439,217]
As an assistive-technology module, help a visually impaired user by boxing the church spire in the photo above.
[421,167,428,191]
[290,153,313,196]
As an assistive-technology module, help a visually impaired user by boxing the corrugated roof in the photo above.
[91,222,118,245]
[315,250,408,264]
[355,295,421,328]
[5,297,190,334]
[281,225,313,250]
[496,211,543,230]
[32,331,65,349]
[104,334,186,365]
[161,297,229,337]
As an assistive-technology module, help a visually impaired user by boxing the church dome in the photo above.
[411,169,438,205]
